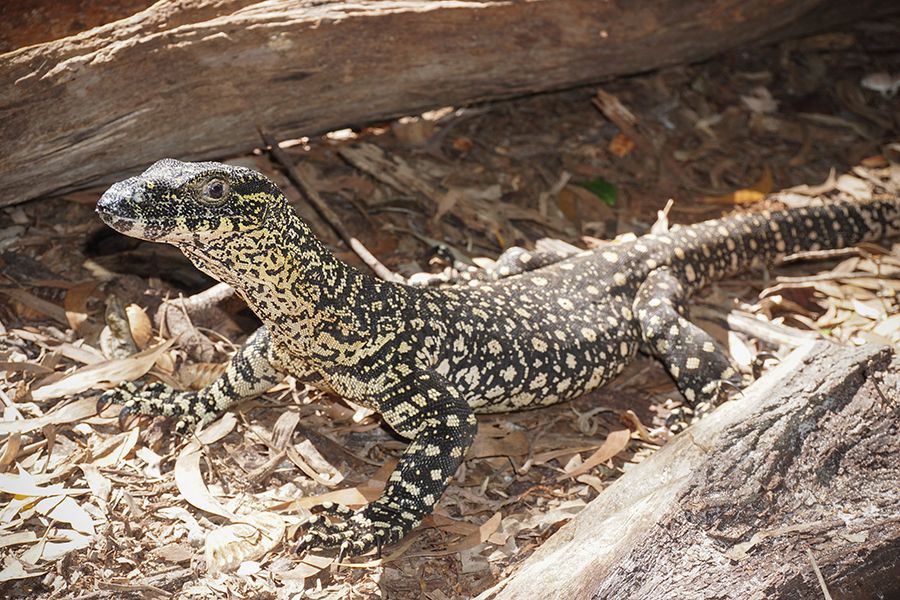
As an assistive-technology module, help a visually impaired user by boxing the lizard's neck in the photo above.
[179,205,402,358]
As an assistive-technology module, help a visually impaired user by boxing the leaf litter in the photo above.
[1,22,899,600]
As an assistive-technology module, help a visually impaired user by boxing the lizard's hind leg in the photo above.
[633,267,744,427]
[412,242,580,286]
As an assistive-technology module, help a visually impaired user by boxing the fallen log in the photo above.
[478,342,899,600]
[2,0,898,207]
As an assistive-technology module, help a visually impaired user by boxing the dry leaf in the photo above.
[785,168,837,196]
[90,428,140,468]
[0,471,87,497]
[835,174,872,201]
[740,86,778,114]
[608,132,636,157]
[149,543,193,564]
[704,167,773,204]
[0,532,38,549]
[0,288,68,325]
[276,554,333,582]
[851,298,886,321]
[125,303,153,349]
[36,529,92,562]
[174,450,236,520]
[64,281,99,332]
[560,428,631,479]
[444,512,502,553]
[293,485,380,511]
[287,439,343,487]
[173,415,239,519]
[31,338,176,401]
[34,496,95,535]
[0,556,41,582]
[79,464,112,502]
[468,423,530,459]
[0,398,98,435]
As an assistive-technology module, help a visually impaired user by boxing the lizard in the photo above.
[95,158,900,556]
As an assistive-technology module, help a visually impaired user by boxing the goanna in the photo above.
[96,159,900,556]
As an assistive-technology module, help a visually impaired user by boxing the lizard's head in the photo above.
[97,159,285,244]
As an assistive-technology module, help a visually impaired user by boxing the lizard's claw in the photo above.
[667,373,747,432]
[295,502,390,557]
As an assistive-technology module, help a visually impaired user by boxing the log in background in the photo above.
[1,0,899,207]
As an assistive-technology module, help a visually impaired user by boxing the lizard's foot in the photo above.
[665,374,746,432]
[295,502,407,557]
[98,381,203,434]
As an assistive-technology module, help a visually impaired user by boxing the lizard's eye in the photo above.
[201,178,229,204]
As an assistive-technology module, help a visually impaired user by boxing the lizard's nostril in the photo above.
[97,182,139,220]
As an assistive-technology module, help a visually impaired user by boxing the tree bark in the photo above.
[2,0,898,207]
[476,342,899,600]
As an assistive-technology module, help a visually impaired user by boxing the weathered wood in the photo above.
[2,0,897,207]
[478,342,899,600]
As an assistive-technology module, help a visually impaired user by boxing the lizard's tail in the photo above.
[661,197,900,292]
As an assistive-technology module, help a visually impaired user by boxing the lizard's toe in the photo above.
[295,507,385,556]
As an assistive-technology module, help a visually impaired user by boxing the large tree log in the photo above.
[2,0,898,207]
[478,342,899,600]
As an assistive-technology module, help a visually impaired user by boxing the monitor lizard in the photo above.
[95,158,900,556]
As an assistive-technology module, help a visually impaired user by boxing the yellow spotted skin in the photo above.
[96,159,900,555]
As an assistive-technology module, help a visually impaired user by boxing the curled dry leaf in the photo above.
[33,496,95,535]
[64,281,100,333]
[90,428,140,469]
[125,303,153,349]
[467,422,530,459]
[30,338,176,401]
[0,471,87,498]
[174,413,239,520]
[287,439,344,487]
[79,464,112,503]
[0,433,22,468]
[180,362,227,390]
[442,511,502,554]
[0,397,99,435]
[619,409,658,443]
[175,450,236,520]
[34,529,92,563]
[560,428,631,479]
[205,512,286,575]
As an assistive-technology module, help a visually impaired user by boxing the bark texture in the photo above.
[478,342,899,600]
[2,0,898,206]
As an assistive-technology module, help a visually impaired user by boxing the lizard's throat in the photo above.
[177,223,359,334]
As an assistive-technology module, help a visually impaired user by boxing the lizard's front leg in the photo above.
[100,326,284,433]
[296,371,477,555]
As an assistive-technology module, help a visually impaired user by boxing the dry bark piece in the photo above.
[478,341,899,600]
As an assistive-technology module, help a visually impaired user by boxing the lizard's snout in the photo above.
[96,181,140,232]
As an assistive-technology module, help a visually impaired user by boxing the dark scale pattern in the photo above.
[96,159,900,555]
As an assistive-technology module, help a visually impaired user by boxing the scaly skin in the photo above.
[96,159,900,555]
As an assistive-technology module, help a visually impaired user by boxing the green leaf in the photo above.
[577,177,617,207]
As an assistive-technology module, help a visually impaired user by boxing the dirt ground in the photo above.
[1,16,899,600]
